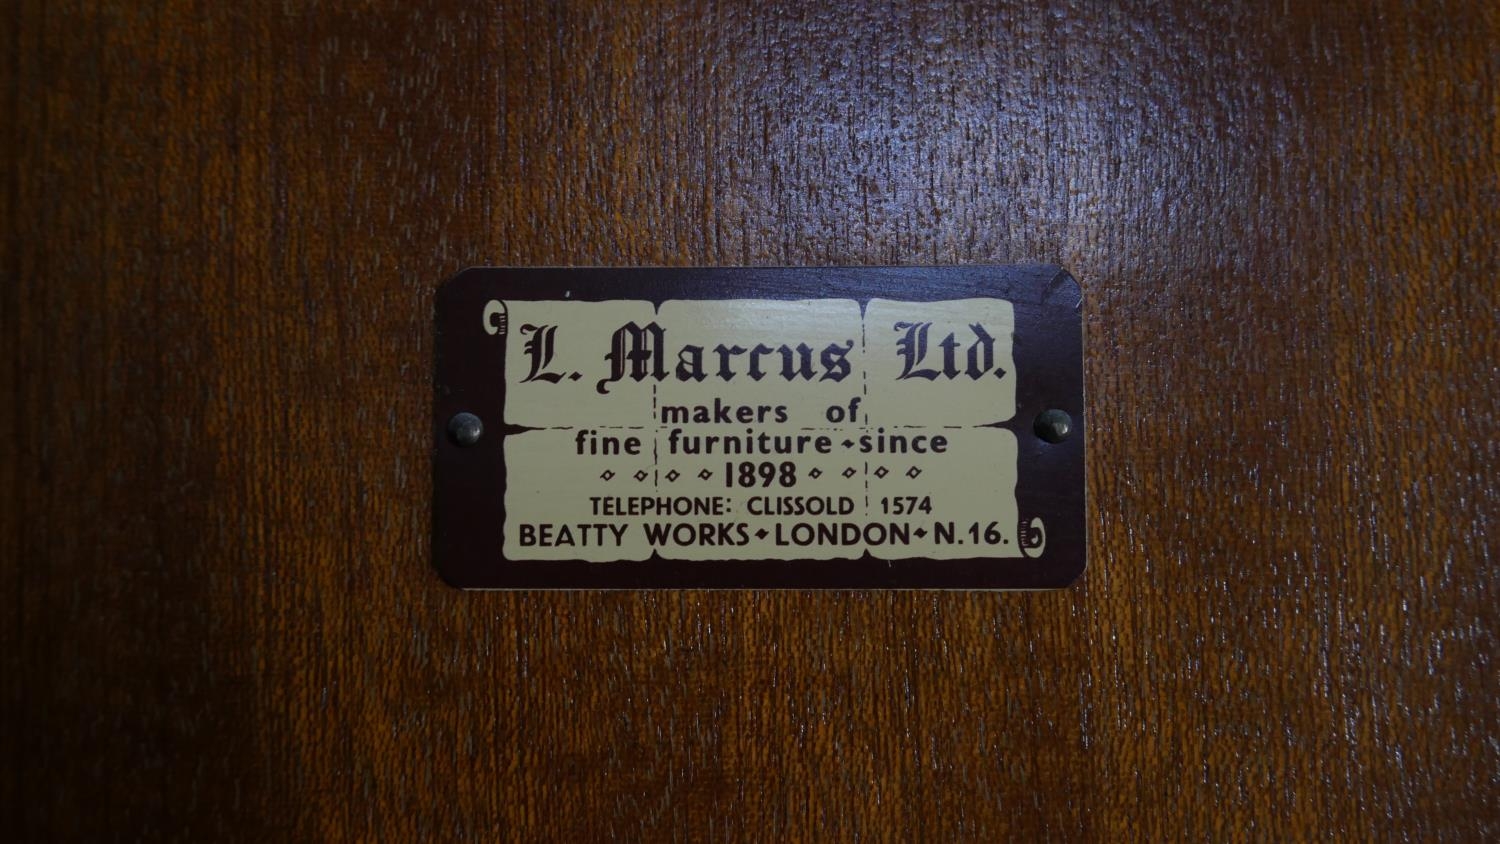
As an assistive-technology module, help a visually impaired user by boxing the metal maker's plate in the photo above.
[434,266,1085,589]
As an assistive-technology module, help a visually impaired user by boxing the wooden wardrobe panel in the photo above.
[4,1,1496,839]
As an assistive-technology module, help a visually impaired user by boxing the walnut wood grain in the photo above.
[4,1,1496,839]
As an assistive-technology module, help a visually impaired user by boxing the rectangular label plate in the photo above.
[434,266,1084,589]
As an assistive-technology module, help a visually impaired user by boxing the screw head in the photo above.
[447,412,484,447]
[1034,409,1073,444]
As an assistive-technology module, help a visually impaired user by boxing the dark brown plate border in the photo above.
[434,266,1085,589]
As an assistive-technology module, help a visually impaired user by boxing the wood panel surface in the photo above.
[4,1,1497,840]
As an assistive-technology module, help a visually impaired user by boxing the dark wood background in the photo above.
[4,1,1496,839]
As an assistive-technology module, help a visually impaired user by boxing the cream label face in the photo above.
[435,267,1084,589]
